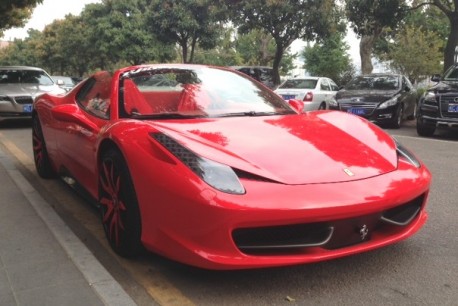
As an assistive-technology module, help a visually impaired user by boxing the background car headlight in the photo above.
[151,133,245,194]
[378,96,398,109]
[423,92,437,104]
[394,139,420,168]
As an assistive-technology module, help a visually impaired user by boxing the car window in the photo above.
[346,75,399,90]
[0,69,54,85]
[320,79,331,91]
[443,66,458,80]
[76,71,112,119]
[329,79,339,91]
[120,66,293,118]
[279,79,317,89]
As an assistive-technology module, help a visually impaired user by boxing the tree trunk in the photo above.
[272,45,284,86]
[443,14,458,71]
[360,34,374,74]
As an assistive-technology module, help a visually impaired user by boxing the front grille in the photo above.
[14,96,33,104]
[232,193,425,255]
[440,95,458,118]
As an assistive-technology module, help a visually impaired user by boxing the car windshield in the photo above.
[278,79,318,89]
[0,69,54,85]
[345,75,399,90]
[120,66,294,119]
[443,66,458,81]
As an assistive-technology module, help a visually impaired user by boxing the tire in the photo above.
[32,115,55,178]
[389,105,403,129]
[318,102,326,110]
[99,149,142,257]
[416,116,436,137]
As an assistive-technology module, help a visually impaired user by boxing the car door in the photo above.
[318,78,332,109]
[55,72,112,196]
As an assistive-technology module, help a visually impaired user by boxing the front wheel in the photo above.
[99,149,142,257]
[389,105,403,129]
[32,115,55,178]
[416,116,436,137]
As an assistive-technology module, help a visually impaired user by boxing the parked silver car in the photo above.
[0,66,66,122]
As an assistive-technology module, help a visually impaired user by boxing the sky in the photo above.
[2,0,361,71]
[2,0,101,40]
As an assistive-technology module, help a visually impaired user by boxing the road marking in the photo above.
[391,134,458,144]
[0,131,196,306]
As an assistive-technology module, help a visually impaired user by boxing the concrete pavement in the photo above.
[0,145,137,306]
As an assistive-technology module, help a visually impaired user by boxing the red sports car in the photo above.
[32,64,431,270]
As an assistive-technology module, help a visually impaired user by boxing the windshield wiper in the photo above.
[131,112,206,119]
[213,111,291,118]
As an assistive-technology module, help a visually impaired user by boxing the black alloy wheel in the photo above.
[32,115,55,178]
[99,148,142,257]
[390,104,403,129]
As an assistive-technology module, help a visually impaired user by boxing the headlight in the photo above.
[151,133,245,194]
[378,96,398,109]
[394,139,420,168]
[423,92,437,103]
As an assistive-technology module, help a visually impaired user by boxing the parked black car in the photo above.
[416,63,458,137]
[329,73,416,128]
[231,66,275,89]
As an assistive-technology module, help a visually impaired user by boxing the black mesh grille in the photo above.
[14,96,33,104]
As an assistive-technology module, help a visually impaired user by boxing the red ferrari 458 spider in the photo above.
[32,64,431,270]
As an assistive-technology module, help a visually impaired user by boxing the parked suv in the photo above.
[417,63,458,136]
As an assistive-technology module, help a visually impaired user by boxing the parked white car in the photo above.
[275,77,339,111]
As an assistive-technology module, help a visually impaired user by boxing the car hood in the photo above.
[336,89,398,103]
[0,83,62,98]
[428,81,458,93]
[148,111,397,185]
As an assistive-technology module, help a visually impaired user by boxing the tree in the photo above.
[416,1,458,71]
[346,0,408,74]
[387,26,443,84]
[302,33,355,85]
[146,0,227,63]
[231,0,342,86]
[0,0,43,35]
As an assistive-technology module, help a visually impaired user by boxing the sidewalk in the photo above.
[0,146,136,306]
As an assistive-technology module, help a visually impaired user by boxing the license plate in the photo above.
[23,104,33,113]
[347,108,365,115]
[282,95,295,100]
[448,103,458,112]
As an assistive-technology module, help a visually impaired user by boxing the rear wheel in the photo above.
[32,115,55,178]
[416,116,436,137]
[99,149,142,257]
[318,102,326,110]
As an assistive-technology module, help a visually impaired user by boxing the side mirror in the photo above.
[431,74,441,82]
[288,99,305,114]
[51,104,97,131]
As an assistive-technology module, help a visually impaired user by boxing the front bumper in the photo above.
[330,103,398,124]
[0,96,33,121]
[133,154,431,270]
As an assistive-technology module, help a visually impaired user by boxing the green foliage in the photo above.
[302,33,355,85]
[0,0,43,34]
[146,0,228,63]
[386,26,443,84]
[231,0,344,85]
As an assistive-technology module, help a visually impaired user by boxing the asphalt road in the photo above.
[0,118,457,306]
